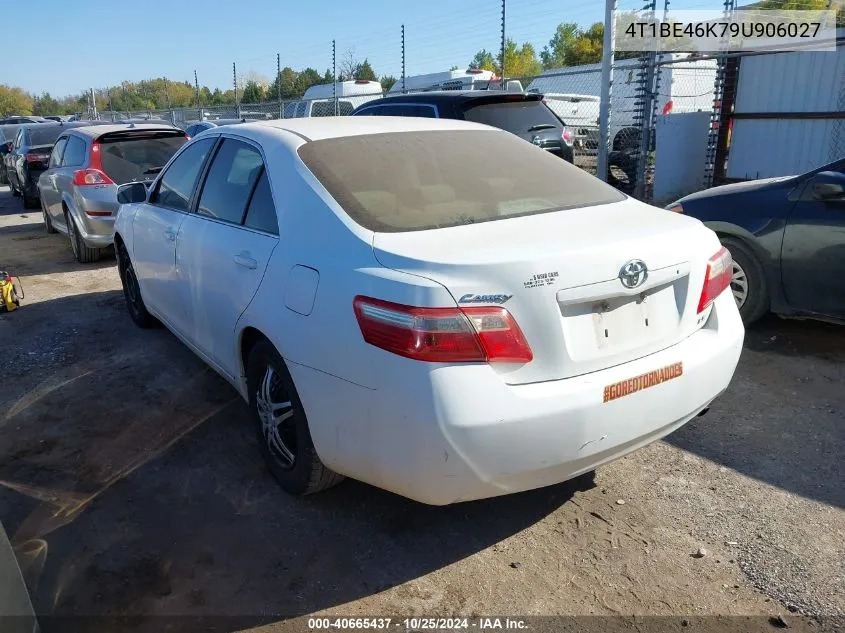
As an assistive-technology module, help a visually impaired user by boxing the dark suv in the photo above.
[351,91,574,163]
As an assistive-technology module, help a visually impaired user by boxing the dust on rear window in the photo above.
[99,133,187,185]
[297,129,624,233]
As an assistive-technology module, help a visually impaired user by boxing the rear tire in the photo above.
[22,190,38,209]
[721,236,769,325]
[11,183,20,197]
[247,340,344,496]
[607,151,636,195]
[117,243,157,328]
[65,209,102,263]
[41,200,56,233]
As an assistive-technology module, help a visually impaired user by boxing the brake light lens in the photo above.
[72,169,114,186]
[353,296,532,363]
[697,247,733,314]
[662,100,674,115]
[562,128,573,144]
[25,152,49,164]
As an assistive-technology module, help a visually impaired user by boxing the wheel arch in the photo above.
[238,326,272,394]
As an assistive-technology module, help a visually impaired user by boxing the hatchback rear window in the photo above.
[463,100,562,134]
[298,129,624,233]
[99,132,187,184]
[28,125,66,146]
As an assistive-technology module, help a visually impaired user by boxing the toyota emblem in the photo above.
[619,259,648,289]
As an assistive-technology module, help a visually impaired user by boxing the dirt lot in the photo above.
[0,186,843,633]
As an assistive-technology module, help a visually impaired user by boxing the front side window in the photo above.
[298,129,624,233]
[196,139,263,224]
[49,137,68,167]
[62,136,87,167]
[152,137,215,211]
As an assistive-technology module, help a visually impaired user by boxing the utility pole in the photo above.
[597,0,617,182]
[194,70,201,120]
[233,62,240,119]
[332,40,337,116]
[500,0,506,87]
[90,87,98,120]
[277,52,282,119]
[401,24,406,93]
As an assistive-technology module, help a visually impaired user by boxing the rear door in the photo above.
[131,137,216,326]
[40,135,67,218]
[175,137,278,377]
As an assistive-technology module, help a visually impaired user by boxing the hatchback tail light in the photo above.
[353,296,533,363]
[562,128,573,145]
[25,152,50,164]
[73,169,114,186]
[697,247,732,313]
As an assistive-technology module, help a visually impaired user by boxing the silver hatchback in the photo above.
[38,123,188,262]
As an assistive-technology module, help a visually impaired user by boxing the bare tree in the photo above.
[339,47,360,81]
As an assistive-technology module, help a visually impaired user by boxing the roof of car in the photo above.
[234,116,496,142]
[359,91,543,106]
[69,123,183,138]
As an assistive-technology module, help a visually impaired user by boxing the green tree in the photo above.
[469,49,498,72]
[0,85,34,115]
[269,67,298,99]
[32,92,62,115]
[295,68,323,94]
[380,75,397,92]
[355,58,378,81]
[503,40,542,77]
[241,80,264,104]
[541,23,579,69]
[323,69,334,83]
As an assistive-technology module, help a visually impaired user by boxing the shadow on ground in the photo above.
[0,290,583,632]
[666,314,845,510]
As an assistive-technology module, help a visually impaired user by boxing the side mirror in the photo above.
[117,182,148,204]
[811,171,845,202]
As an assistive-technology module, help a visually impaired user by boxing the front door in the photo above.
[176,137,278,378]
[781,160,845,319]
[131,137,216,326]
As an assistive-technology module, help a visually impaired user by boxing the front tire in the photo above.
[721,236,769,325]
[117,243,157,328]
[65,209,102,263]
[247,340,343,496]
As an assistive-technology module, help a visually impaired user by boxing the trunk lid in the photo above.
[372,197,718,384]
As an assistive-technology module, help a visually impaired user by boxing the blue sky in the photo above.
[6,0,717,96]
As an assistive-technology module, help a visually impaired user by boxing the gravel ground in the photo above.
[0,186,842,633]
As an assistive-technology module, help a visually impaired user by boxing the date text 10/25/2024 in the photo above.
[308,617,529,630]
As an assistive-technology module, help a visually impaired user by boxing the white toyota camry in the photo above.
[113,117,744,505]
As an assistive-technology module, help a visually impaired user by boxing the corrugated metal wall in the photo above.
[727,36,845,179]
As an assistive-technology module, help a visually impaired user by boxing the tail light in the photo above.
[74,140,115,186]
[662,100,673,115]
[562,128,573,145]
[353,296,533,364]
[73,169,114,186]
[697,247,732,314]
[25,152,50,164]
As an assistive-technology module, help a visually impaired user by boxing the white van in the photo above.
[387,69,523,94]
[283,80,383,118]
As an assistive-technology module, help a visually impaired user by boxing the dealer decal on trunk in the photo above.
[603,362,683,403]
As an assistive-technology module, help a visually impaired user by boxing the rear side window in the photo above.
[153,137,215,211]
[243,170,278,235]
[463,100,561,134]
[196,139,263,224]
[62,136,86,166]
[298,129,624,233]
[99,132,188,185]
[49,137,67,167]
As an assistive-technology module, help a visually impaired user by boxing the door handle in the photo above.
[163,228,177,242]
[233,253,257,269]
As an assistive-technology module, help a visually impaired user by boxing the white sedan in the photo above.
[113,117,744,505]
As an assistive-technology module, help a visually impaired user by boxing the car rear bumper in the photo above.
[293,291,744,505]
[73,187,119,247]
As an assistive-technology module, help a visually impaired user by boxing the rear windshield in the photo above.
[463,100,562,133]
[28,125,66,146]
[99,132,187,184]
[298,129,624,232]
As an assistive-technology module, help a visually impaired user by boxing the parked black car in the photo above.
[351,92,575,163]
[666,157,845,325]
[0,116,43,124]
[5,122,93,207]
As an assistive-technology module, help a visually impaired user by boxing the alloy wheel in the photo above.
[67,214,79,257]
[730,261,748,309]
[256,366,297,470]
